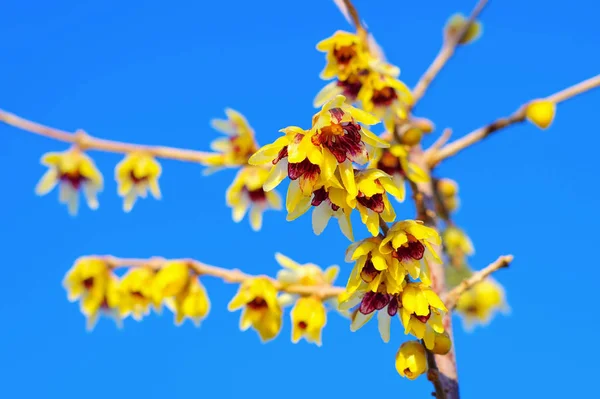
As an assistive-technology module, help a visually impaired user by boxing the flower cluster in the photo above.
[313,31,413,134]
[36,149,164,214]
[455,278,510,331]
[339,220,449,379]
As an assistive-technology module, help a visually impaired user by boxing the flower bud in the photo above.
[526,100,556,130]
[395,341,428,380]
[445,13,483,45]
[400,127,423,146]
[432,331,452,355]
[437,178,458,198]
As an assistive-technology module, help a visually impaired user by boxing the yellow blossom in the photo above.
[456,278,510,331]
[275,252,339,287]
[202,108,258,173]
[117,267,155,321]
[444,13,483,45]
[357,71,413,133]
[228,277,283,342]
[226,166,282,231]
[167,277,211,326]
[316,30,370,80]
[313,73,365,108]
[399,282,447,349]
[352,169,405,236]
[442,226,474,258]
[63,258,110,305]
[35,149,103,215]
[83,275,122,331]
[380,220,442,285]
[151,261,191,310]
[290,297,327,346]
[395,341,428,380]
[114,152,162,212]
[526,99,556,130]
[369,143,430,202]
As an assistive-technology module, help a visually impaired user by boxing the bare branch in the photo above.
[426,74,600,167]
[443,255,513,310]
[427,128,453,154]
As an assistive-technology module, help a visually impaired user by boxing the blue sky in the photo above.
[1,0,599,397]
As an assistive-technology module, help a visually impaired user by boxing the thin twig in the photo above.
[85,255,344,299]
[427,74,600,167]
[411,0,489,108]
[0,109,214,163]
[443,255,513,310]
[427,128,453,154]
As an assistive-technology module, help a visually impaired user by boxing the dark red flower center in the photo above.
[336,77,363,99]
[359,291,392,315]
[59,171,87,189]
[131,291,145,300]
[244,187,267,203]
[311,109,365,164]
[414,309,431,323]
[273,144,321,183]
[356,192,385,213]
[311,187,340,211]
[377,150,406,177]
[298,321,308,330]
[392,235,425,261]
[333,44,357,65]
[360,257,380,283]
[387,296,400,317]
[82,277,94,290]
[247,297,268,310]
[128,170,149,185]
[371,86,398,107]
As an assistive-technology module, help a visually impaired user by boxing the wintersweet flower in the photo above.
[202,108,258,174]
[228,277,283,342]
[316,30,369,80]
[115,152,162,212]
[369,143,430,200]
[395,341,428,380]
[226,166,282,231]
[35,149,103,215]
[380,220,442,285]
[456,278,510,331]
[399,282,447,349]
[346,289,403,343]
[151,261,191,310]
[526,99,556,130]
[442,226,475,258]
[275,253,339,287]
[357,71,413,133]
[286,174,354,241]
[117,267,155,321]
[431,331,452,355]
[313,72,366,107]
[290,296,327,346]
[444,13,483,45]
[63,258,110,305]
[168,277,211,326]
[353,169,405,236]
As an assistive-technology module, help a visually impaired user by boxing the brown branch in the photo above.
[427,128,453,154]
[426,347,448,399]
[411,0,489,108]
[427,74,600,167]
[443,255,513,310]
[0,109,214,163]
[86,255,344,299]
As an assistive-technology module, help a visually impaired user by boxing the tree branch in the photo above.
[410,0,489,108]
[426,74,600,167]
[442,255,513,310]
[84,255,344,299]
[0,109,214,163]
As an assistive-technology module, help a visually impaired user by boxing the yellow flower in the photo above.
[228,277,283,342]
[444,13,483,45]
[353,169,405,236]
[63,258,110,305]
[83,275,122,331]
[399,283,447,349]
[380,220,442,285]
[526,99,556,130]
[35,149,103,215]
[202,108,258,173]
[275,252,339,287]
[290,297,327,346]
[313,72,366,108]
[369,144,430,202]
[168,277,211,327]
[114,152,162,212]
[316,30,370,80]
[345,289,402,343]
[442,226,474,258]
[117,267,155,321]
[285,174,354,241]
[151,261,191,310]
[431,331,452,355]
[395,341,428,380]
[226,166,282,231]
[357,71,413,133]
[456,278,510,331]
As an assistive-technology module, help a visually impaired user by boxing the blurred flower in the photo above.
[226,166,282,231]
[63,258,110,305]
[83,274,122,331]
[316,30,369,80]
[444,13,483,45]
[228,277,282,342]
[35,149,103,215]
[168,276,211,326]
[117,267,155,321]
[290,296,327,346]
[202,108,258,173]
[456,278,510,331]
[442,226,475,258]
[431,331,452,355]
[275,253,339,287]
[399,283,447,349]
[115,152,162,212]
[151,261,191,311]
[526,99,556,130]
[395,341,428,380]
[436,178,458,198]
[313,72,366,107]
